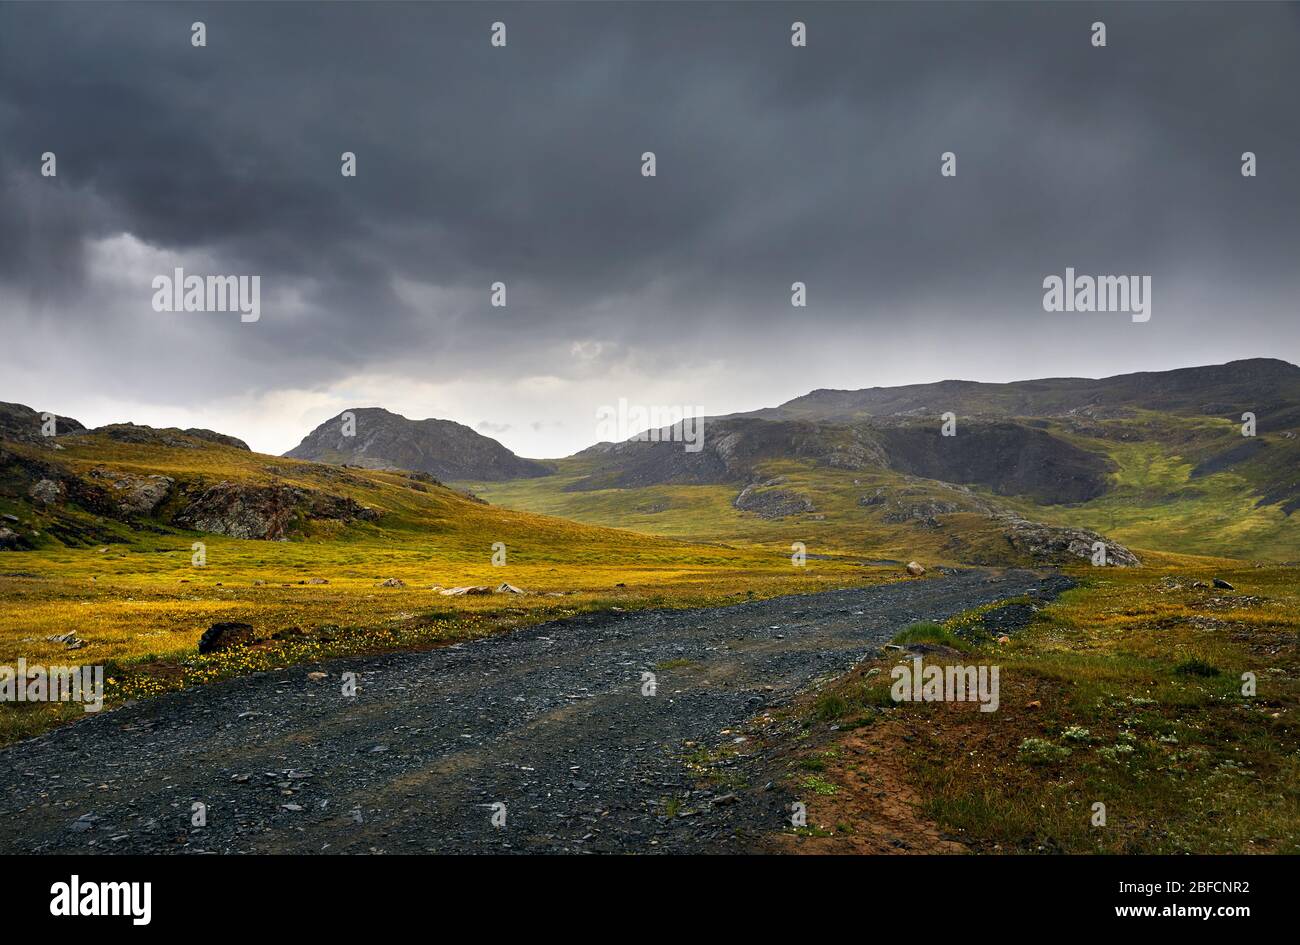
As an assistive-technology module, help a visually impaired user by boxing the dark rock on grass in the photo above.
[1212,578,1235,590]
[734,483,816,519]
[174,481,381,540]
[198,622,259,654]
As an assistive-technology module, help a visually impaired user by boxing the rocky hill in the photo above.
[754,358,1300,425]
[0,408,388,548]
[0,402,85,443]
[285,408,551,482]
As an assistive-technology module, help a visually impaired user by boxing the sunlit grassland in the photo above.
[0,441,895,744]
[459,461,1019,566]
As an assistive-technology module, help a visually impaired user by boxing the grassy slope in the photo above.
[460,460,1029,568]
[1013,416,1300,561]
[772,560,1299,853]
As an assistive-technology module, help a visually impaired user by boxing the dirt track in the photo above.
[0,568,1072,854]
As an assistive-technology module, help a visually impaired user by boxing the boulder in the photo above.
[197,621,259,654]
[175,481,381,540]
[377,577,405,588]
[906,561,926,576]
[996,516,1140,567]
[439,585,492,596]
[494,583,525,594]
[28,479,65,505]
[1212,578,1235,590]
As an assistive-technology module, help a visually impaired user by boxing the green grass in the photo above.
[785,563,1300,853]
[891,621,971,651]
[1008,416,1300,562]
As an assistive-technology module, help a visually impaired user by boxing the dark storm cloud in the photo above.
[0,1,1298,433]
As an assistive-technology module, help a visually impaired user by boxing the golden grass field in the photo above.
[0,433,895,743]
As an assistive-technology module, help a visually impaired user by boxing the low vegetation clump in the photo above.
[891,621,971,651]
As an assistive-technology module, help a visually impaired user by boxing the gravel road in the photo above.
[0,568,1072,854]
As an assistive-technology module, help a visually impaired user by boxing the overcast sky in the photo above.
[2,2,1298,457]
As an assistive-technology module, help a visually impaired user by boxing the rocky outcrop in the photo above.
[285,408,550,481]
[734,481,816,519]
[88,468,174,516]
[81,423,250,451]
[174,481,381,539]
[996,515,1140,567]
[0,402,84,443]
[27,478,65,506]
[0,447,119,519]
[880,498,965,528]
